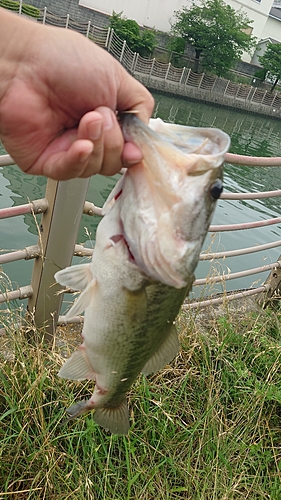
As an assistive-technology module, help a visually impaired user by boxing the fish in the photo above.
[55,114,230,434]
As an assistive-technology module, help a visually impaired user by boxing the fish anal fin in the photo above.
[55,263,93,291]
[94,399,129,435]
[65,280,97,318]
[142,324,179,376]
[58,346,96,381]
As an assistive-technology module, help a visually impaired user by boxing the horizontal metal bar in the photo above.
[74,244,93,257]
[0,198,48,219]
[200,239,281,260]
[194,260,281,286]
[0,285,33,304]
[0,245,41,264]
[210,216,281,232]
[83,201,103,216]
[0,154,15,166]
[225,153,281,166]
[185,285,269,310]
[221,189,281,200]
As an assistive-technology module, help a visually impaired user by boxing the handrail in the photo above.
[194,261,281,286]
[0,285,33,304]
[210,217,281,232]
[0,199,48,219]
[225,153,281,166]
[0,245,41,264]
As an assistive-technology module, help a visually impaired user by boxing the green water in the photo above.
[0,93,281,299]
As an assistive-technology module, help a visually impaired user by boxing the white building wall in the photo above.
[79,0,190,32]
[261,15,281,41]
[224,0,274,61]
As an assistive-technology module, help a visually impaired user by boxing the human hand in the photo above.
[0,9,154,180]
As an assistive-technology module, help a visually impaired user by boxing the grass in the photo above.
[0,299,281,499]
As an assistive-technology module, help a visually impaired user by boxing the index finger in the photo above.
[115,67,154,124]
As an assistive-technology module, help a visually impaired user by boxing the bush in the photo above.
[0,0,40,18]
[109,11,156,58]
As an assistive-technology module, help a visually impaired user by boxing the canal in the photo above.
[0,93,281,302]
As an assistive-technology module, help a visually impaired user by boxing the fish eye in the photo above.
[210,179,223,200]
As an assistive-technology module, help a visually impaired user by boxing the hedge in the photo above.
[0,0,40,18]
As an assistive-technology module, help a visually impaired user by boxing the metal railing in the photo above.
[22,8,280,116]
[1,152,281,336]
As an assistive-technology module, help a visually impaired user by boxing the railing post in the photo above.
[105,27,111,48]
[179,67,186,85]
[198,72,205,89]
[148,58,155,82]
[184,68,191,86]
[131,52,137,73]
[27,178,90,341]
[19,0,23,16]
[119,40,126,63]
[66,13,69,29]
[107,28,114,52]
[165,63,171,81]
[42,6,47,24]
[86,20,91,38]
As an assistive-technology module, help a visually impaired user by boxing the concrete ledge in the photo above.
[135,74,281,119]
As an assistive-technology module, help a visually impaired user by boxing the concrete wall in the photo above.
[27,0,110,27]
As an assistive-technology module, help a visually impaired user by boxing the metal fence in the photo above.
[1,151,281,338]
[32,8,281,115]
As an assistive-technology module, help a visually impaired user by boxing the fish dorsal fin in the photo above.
[64,280,97,318]
[94,399,130,434]
[58,346,96,381]
[142,324,179,375]
[55,264,93,291]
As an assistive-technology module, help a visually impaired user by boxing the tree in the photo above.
[109,12,156,58]
[170,0,256,76]
[258,42,281,92]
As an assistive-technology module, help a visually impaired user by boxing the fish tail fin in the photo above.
[94,399,130,435]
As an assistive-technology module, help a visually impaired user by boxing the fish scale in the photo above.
[55,114,230,434]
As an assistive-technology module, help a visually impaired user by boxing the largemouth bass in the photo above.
[55,114,230,434]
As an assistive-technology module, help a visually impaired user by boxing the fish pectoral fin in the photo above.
[58,346,95,380]
[94,399,130,435]
[142,324,179,375]
[64,280,97,318]
[55,263,93,291]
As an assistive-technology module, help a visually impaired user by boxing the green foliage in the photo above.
[109,11,156,58]
[258,42,281,91]
[0,0,40,18]
[254,67,267,80]
[171,0,256,77]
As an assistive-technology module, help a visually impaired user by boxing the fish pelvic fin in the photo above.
[64,279,97,318]
[142,324,179,376]
[55,263,93,291]
[94,399,130,435]
[58,346,95,380]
